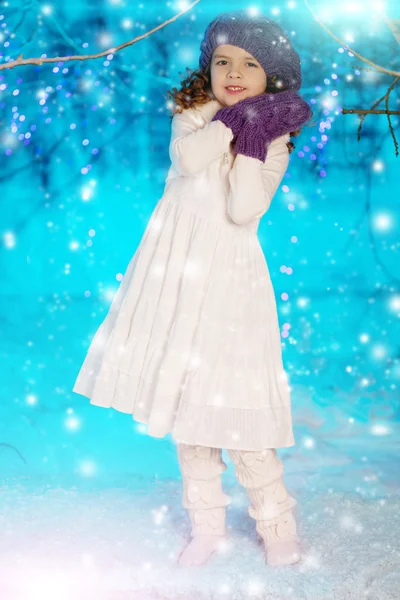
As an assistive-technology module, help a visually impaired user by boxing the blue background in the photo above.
[0,1,399,598]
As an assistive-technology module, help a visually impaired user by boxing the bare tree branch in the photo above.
[0,443,28,464]
[384,16,400,43]
[302,0,400,78]
[303,0,400,156]
[342,109,399,116]
[0,0,200,71]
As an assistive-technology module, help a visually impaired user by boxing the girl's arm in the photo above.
[227,133,290,225]
[169,108,234,176]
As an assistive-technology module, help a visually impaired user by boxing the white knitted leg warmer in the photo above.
[227,447,301,566]
[177,443,232,537]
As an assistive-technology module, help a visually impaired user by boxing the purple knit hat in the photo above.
[199,10,302,92]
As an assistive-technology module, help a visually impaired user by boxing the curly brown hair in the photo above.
[165,63,303,155]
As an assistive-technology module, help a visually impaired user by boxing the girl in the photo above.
[72,10,312,568]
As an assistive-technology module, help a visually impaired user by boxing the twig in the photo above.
[351,76,400,155]
[1,113,134,240]
[342,109,400,115]
[302,0,400,78]
[383,16,400,43]
[0,443,27,464]
[0,136,65,185]
[1,0,34,47]
[0,0,201,71]
[303,0,400,156]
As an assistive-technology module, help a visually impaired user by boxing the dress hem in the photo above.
[73,372,296,451]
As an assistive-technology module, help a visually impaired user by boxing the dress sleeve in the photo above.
[169,109,234,176]
[227,133,290,225]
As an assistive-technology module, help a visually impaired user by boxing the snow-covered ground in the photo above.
[1,383,399,600]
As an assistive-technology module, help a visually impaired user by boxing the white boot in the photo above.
[227,448,301,567]
[176,444,231,566]
[258,510,301,567]
[266,539,301,567]
[178,530,226,566]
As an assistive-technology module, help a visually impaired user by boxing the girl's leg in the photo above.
[176,443,232,566]
[226,447,301,567]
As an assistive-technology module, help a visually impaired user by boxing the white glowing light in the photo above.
[372,159,384,172]
[65,415,81,431]
[321,95,336,110]
[41,4,53,14]
[373,211,393,231]
[218,583,232,594]
[26,394,38,405]
[303,551,322,569]
[152,504,168,525]
[98,33,113,47]
[371,423,390,436]
[344,32,355,43]
[297,297,310,308]
[340,515,362,532]
[359,333,370,343]
[389,294,400,313]
[303,437,315,448]
[271,6,280,15]
[371,343,388,359]
[3,231,16,248]
[78,459,97,477]
[246,579,265,595]
[372,1,386,11]
[103,287,117,302]
[121,18,133,29]
[344,1,363,11]
[15,567,78,600]
[2,132,17,147]
[81,79,92,90]
[99,93,111,105]
[179,47,194,62]
[316,6,333,19]
[69,241,79,250]
[288,1,296,8]
[81,187,93,201]
[248,6,261,16]
[177,1,191,10]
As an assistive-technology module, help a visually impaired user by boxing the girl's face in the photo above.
[209,44,267,106]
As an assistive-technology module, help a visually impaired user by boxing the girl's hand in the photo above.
[232,91,312,162]
[210,100,250,141]
[210,92,276,140]
[196,99,225,124]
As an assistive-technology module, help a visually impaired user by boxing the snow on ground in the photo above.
[0,414,399,600]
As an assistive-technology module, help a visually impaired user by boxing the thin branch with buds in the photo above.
[302,0,400,79]
[0,0,200,71]
[303,0,400,156]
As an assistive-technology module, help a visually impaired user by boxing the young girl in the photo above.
[72,9,312,568]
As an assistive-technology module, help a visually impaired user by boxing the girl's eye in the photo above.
[216,60,257,67]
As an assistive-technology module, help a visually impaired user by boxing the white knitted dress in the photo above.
[72,100,295,451]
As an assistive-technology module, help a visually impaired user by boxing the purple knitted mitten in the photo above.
[210,103,247,144]
[233,90,312,162]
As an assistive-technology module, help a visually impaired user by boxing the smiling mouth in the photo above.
[225,86,246,91]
